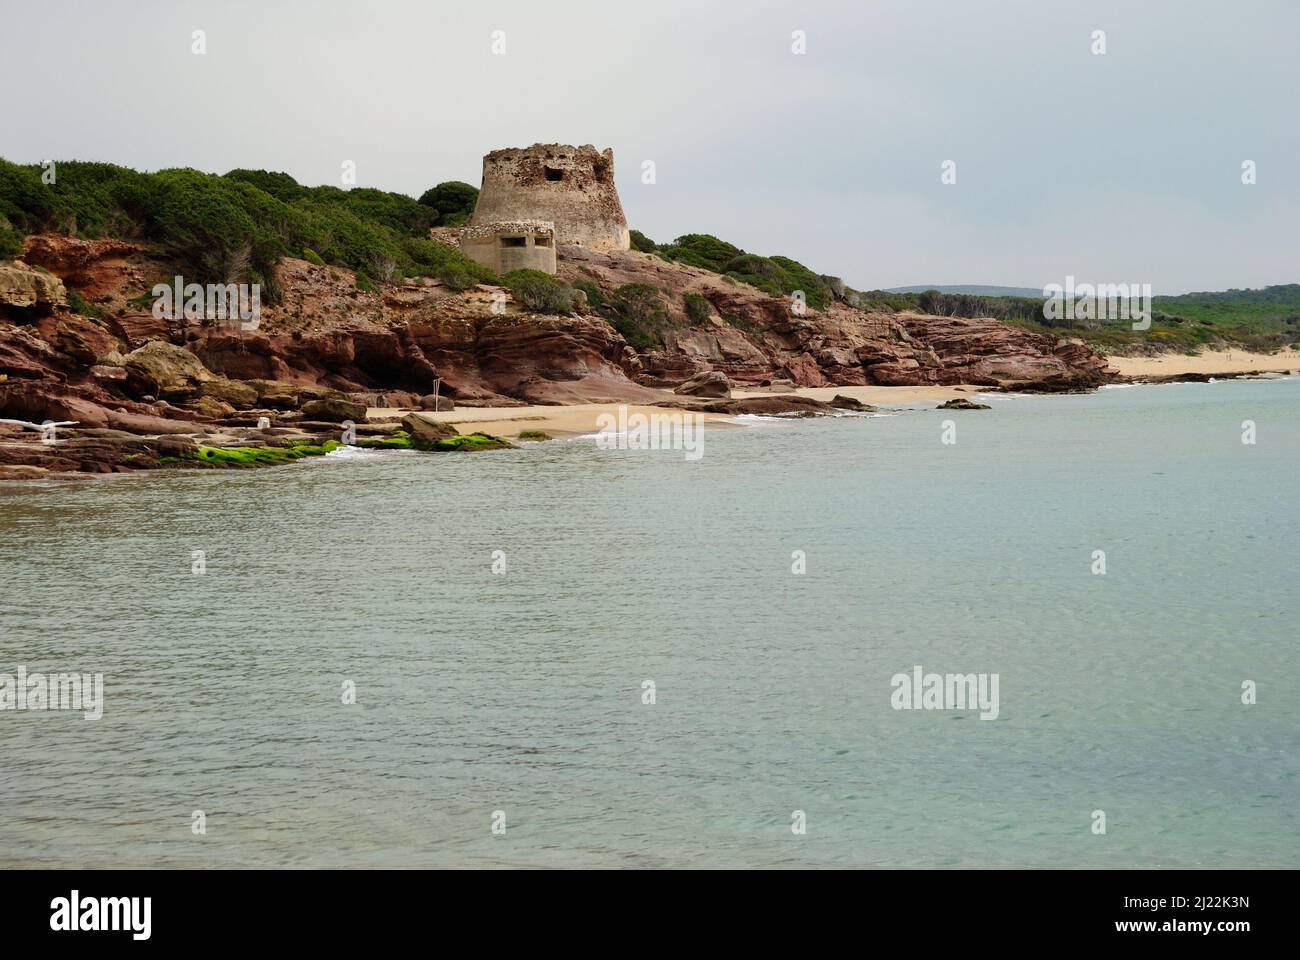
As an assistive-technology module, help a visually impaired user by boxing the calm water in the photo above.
[1,380,1296,868]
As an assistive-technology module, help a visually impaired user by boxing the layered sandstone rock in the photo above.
[1,260,67,312]
[0,230,1116,478]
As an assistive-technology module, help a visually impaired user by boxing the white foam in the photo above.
[325,445,381,460]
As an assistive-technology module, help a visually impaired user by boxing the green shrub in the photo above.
[418,181,478,220]
[653,232,832,309]
[573,279,604,310]
[223,169,306,202]
[608,282,669,348]
[399,235,495,285]
[657,234,742,272]
[301,247,325,266]
[629,229,657,253]
[683,292,712,324]
[437,266,477,291]
[67,288,105,319]
[0,157,492,292]
[503,269,578,313]
[720,253,831,309]
[355,270,377,294]
[305,185,438,236]
[0,221,22,259]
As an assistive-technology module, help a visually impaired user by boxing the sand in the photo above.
[365,385,979,438]
[732,383,982,406]
[1107,348,1300,377]
[363,350,1298,437]
[365,401,740,439]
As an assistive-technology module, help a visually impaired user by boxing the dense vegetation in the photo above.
[631,231,838,309]
[502,269,580,314]
[860,286,1300,354]
[0,158,491,299]
[4,158,1292,356]
[628,228,1298,354]
[604,282,672,348]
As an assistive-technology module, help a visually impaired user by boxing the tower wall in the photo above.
[468,144,631,252]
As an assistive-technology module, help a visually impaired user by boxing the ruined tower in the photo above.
[467,144,631,252]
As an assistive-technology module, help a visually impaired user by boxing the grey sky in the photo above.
[2,0,1296,294]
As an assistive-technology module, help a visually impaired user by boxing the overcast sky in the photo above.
[2,0,1296,294]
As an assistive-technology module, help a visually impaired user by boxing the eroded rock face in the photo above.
[301,398,367,422]
[123,341,214,400]
[0,228,1118,477]
[557,247,1115,391]
[200,379,259,409]
[407,306,662,405]
[0,261,67,313]
[674,370,731,398]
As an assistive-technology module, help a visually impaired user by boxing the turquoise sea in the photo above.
[1,379,1296,868]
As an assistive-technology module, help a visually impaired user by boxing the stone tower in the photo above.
[467,144,631,252]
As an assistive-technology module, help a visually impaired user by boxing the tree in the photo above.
[417,181,479,223]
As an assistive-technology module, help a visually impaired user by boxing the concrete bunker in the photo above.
[458,219,558,275]
[467,143,631,252]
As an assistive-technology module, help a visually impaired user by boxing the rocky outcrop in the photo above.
[407,303,661,405]
[896,316,1113,392]
[557,246,1115,392]
[1,261,67,313]
[123,341,214,399]
[301,398,367,422]
[401,412,458,444]
[937,398,991,410]
[0,229,1120,478]
[200,378,259,409]
[666,394,837,417]
[674,370,731,398]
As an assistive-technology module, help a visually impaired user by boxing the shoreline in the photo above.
[1106,348,1300,378]
[366,349,1300,439]
[4,350,1294,480]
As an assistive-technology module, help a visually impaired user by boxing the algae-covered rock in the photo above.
[430,432,516,452]
[401,412,458,447]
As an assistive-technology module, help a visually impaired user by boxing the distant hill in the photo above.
[871,282,1300,354]
[885,284,1047,298]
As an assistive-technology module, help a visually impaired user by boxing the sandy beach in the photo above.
[364,401,740,438]
[366,384,980,438]
[1107,348,1300,378]
[363,350,1298,438]
[733,383,981,406]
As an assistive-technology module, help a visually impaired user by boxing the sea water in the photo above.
[1,379,1296,868]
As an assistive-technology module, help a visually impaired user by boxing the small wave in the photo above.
[325,445,382,460]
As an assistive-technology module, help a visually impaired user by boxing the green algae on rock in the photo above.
[358,428,515,452]
[164,439,341,469]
